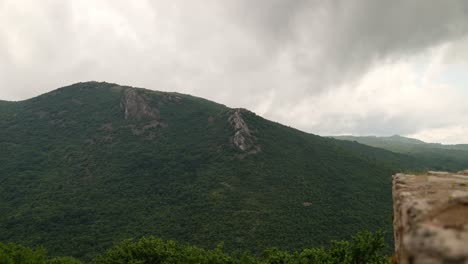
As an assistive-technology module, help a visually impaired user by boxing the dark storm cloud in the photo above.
[313,0,468,83]
[233,0,468,92]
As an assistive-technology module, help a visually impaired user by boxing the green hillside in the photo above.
[332,135,468,170]
[0,82,431,260]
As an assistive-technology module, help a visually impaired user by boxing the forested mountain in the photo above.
[0,82,449,260]
[331,135,468,170]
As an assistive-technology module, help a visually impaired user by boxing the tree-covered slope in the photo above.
[332,135,468,170]
[0,82,426,260]
[0,231,389,264]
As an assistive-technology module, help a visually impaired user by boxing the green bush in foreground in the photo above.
[93,231,388,263]
[0,242,82,264]
[0,231,388,264]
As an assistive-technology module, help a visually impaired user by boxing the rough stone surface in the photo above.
[122,89,160,120]
[228,108,260,154]
[393,170,468,264]
[119,88,170,140]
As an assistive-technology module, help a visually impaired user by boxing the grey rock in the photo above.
[393,171,468,263]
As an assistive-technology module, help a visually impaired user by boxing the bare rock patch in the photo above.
[122,89,160,120]
[228,109,260,154]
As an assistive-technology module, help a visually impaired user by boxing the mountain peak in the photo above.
[385,135,425,144]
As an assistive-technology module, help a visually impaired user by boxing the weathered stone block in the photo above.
[393,171,468,264]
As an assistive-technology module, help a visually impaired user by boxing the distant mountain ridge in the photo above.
[0,82,461,260]
[331,135,468,170]
[331,134,468,150]
[333,135,424,144]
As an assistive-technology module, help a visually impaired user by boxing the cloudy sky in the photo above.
[1,0,468,143]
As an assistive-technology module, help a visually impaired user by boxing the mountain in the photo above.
[0,82,436,260]
[331,135,468,170]
[333,135,425,145]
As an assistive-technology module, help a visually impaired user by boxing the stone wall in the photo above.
[393,170,468,264]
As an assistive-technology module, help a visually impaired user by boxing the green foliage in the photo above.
[258,231,387,264]
[48,257,84,264]
[0,82,434,260]
[0,242,83,264]
[92,237,236,264]
[92,231,388,264]
[0,242,48,264]
[0,232,388,263]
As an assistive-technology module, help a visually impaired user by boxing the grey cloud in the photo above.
[1,0,468,141]
[227,0,311,45]
[287,0,468,92]
[309,111,452,137]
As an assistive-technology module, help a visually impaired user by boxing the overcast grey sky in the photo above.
[2,0,468,143]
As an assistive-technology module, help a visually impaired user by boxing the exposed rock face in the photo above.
[122,89,160,120]
[228,108,260,153]
[229,109,251,151]
[120,88,168,139]
[393,170,468,264]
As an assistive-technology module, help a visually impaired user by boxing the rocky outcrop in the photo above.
[122,89,160,120]
[393,170,468,264]
[120,88,168,139]
[228,109,260,154]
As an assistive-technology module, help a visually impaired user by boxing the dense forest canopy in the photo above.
[0,232,388,264]
[0,82,464,261]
